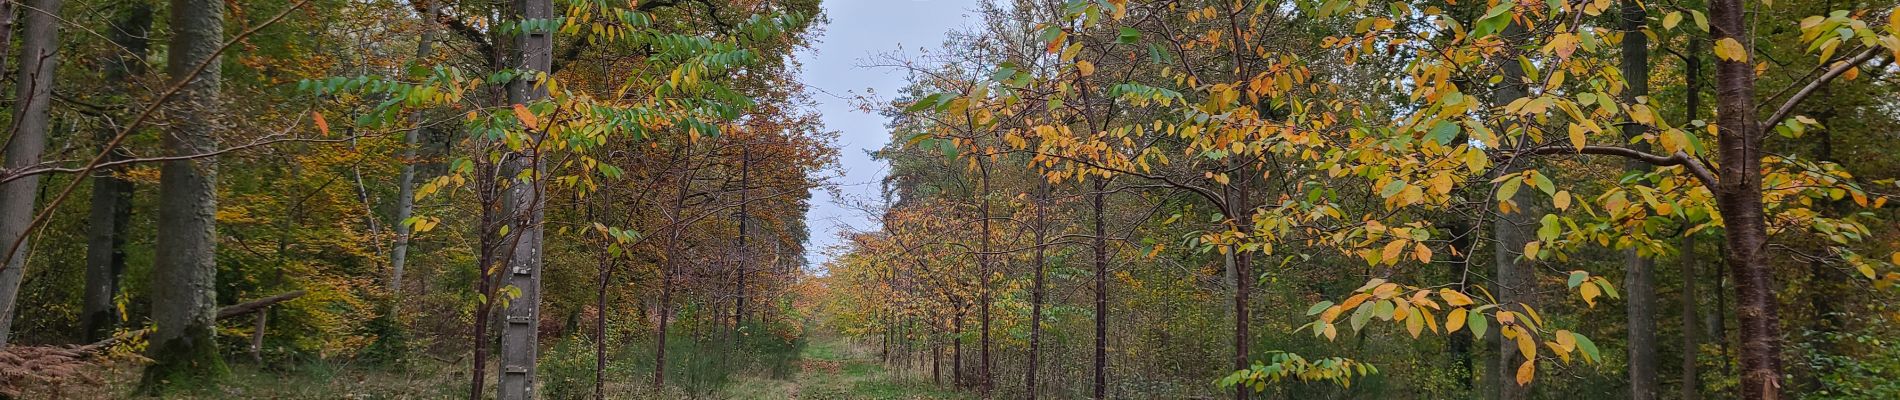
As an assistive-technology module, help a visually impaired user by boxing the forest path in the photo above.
[722,332,966,400]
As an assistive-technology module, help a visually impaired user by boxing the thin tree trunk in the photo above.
[1026,181,1049,399]
[1091,177,1108,399]
[734,143,749,329]
[1619,2,1659,398]
[140,0,225,392]
[391,0,443,293]
[469,169,500,400]
[0,0,61,348]
[953,310,964,388]
[81,0,149,343]
[976,158,993,395]
[496,0,552,397]
[653,159,693,392]
[1228,177,1253,400]
[1679,39,1703,400]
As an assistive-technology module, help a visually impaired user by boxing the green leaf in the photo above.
[1468,313,1489,338]
[1472,3,1515,38]
[906,93,942,112]
[1350,301,1374,331]
[1306,301,1334,316]
[1538,214,1562,241]
[1574,333,1601,363]
[1117,27,1141,44]
[1567,271,1587,289]
[1496,178,1522,201]
[1373,300,1396,320]
[1380,180,1407,198]
[1427,120,1461,145]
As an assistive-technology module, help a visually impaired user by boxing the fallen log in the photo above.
[216,290,305,320]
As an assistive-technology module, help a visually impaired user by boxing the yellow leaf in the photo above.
[513,104,539,130]
[1663,12,1683,29]
[1382,240,1408,265]
[1516,360,1535,386]
[1516,328,1537,360]
[1414,243,1433,263]
[1439,288,1474,306]
[1447,308,1468,333]
[1580,281,1601,307]
[1406,311,1425,338]
[1568,123,1588,149]
[1372,283,1400,299]
[1714,38,1748,62]
[1554,330,1577,352]
[1553,190,1571,210]
[1523,241,1542,260]
[1076,60,1096,77]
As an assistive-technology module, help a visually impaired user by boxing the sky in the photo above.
[797,0,979,271]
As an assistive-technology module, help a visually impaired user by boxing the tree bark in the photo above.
[1025,180,1049,399]
[140,0,226,392]
[391,0,443,293]
[1092,177,1108,399]
[1618,2,1659,399]
[976,158,993,395]
[1707,0,1781,398]
[653,158,694,392]
[1228,173,1253,400]
[734,143,750,328]
[496,0,552,397]
[81,0,150,344]
[1492,18,1533,400]
[1679,39,1704,400]
[0,0,61,348]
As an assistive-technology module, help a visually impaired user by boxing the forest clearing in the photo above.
[0,0,1897,399]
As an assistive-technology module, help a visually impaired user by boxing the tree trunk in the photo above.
[1492,18,1533,400]
[953,310,964,388]
[976,158,993,395]
[1679,39,1704,400]
[1229,178,1253,400]
[81,0,150,344]
[1708,0,1781,398]
[140,0,226,392]
[734,143,749,328]
[496,0,552,398]
[1618,2,1659,399]
[1026,181,1049,399]
[653,160,693,392]
[391,0,443,293]
[0,0,61,348]
[1091,177,1108,399]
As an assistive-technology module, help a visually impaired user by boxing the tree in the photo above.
[141,0,228,392]
[0,0,61,348]
[80,0,151,344]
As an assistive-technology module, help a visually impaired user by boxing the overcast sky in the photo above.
[797,0,978,271]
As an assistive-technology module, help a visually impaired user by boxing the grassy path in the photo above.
[724,334,966,400]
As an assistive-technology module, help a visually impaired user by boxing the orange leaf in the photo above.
[312,112,330,136]
[1515,360,1535,386]
[513,104,539,130]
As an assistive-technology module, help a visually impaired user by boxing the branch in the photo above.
[0,0,315,271]
[1513,145,1719,188]
[410,0,496,64]
[549,0,681,74]
[1762,47,1879,129]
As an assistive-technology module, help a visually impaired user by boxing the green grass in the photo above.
[722,334,969,400]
